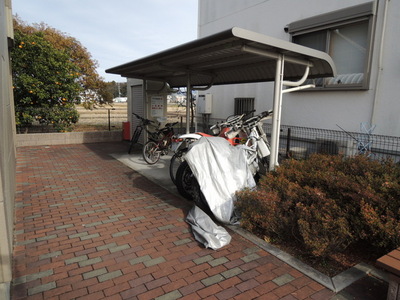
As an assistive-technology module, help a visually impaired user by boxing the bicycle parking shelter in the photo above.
[106,27,336,171]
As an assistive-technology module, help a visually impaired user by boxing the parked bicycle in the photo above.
[128,113,160,154]
[142,121,178,164]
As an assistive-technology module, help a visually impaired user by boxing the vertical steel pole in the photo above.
[269,55,284,171]
[186,75,191,133]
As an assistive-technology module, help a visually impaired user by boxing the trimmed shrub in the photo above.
[235,154,400,258]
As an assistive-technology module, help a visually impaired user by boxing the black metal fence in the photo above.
[264,124,400,163]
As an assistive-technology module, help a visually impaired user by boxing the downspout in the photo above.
[191,84,213,133]
[371,0,389,125]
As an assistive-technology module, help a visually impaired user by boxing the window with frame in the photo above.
[234,97,254,116]
[288,2,375,90]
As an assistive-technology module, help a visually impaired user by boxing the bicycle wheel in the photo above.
[169,149,186,185]
[175,161,194,200]
[128,127,141,154]
[142,141,161,164]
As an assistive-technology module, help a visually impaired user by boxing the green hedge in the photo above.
[236,154,400,258]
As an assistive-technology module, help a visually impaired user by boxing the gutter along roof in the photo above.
[106,27,336,88]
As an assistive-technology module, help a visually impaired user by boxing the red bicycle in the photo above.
[142,121,178,164]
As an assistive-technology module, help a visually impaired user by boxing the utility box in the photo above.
[197,94,213,114]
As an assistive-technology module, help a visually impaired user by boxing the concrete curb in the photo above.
[227,225,388,292]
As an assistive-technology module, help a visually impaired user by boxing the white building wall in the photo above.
[198,0,399,136]
[369,0,400,136]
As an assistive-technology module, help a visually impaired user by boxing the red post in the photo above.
[122,122,130,140]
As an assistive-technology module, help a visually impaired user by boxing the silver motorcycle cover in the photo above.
[186,205,231,250]
[185,136,256,224]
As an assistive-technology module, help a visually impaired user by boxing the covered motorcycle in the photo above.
[184,136,256,224]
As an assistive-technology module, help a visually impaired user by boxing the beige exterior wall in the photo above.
[0,0,16,299]
[16,130,123,147]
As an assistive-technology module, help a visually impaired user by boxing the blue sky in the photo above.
[12,0,198,82]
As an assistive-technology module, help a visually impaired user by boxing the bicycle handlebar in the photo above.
[132,112,157,126]
[215,110,253,129]
[261,110,273,119]
[165,122,179,128]
[225,110,255,125]
[242,110,273,128]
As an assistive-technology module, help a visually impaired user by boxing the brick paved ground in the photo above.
[12,142,339,299]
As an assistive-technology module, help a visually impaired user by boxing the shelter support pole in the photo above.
[269,55,284,171]
[269,63,314,171]
[242,45,315,171]
[186,75,191,133]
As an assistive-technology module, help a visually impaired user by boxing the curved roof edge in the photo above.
[106,27,336,87]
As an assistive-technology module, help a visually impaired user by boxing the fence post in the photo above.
[107,108,115,131]
[286,128,291,158]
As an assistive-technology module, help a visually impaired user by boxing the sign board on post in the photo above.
[151,96,164,118]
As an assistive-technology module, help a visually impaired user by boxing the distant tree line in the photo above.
[106,81,127,99]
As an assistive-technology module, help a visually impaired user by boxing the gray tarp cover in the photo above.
[186,206,231,250]
[185,136,256,223]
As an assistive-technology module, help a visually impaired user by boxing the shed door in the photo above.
[131,84,145,144]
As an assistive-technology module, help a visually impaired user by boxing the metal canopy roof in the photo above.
[106,27,336,88]
[107,27,337,171]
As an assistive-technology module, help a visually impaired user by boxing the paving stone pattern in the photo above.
[12,143,336,299]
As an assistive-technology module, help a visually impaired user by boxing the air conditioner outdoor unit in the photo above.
[315,138,358,156]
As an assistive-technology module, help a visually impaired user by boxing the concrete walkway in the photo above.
[12,142,387,299]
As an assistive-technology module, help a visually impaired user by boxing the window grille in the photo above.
[234,97,254,116]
